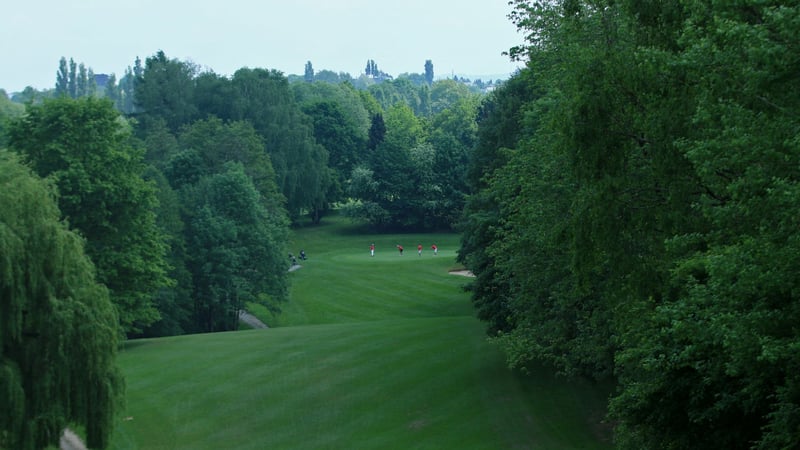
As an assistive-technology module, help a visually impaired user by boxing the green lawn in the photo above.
[110,214,613,449]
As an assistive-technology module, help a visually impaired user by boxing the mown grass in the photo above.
[110,214,613,449]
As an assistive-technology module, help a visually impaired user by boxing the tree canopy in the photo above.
[459,1,800,448]
[0,150,123,450]
[8,97,170,334]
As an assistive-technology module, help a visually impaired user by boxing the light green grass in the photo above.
[110,214,613,449]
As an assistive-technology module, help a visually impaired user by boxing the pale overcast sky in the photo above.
[1,0,524,93]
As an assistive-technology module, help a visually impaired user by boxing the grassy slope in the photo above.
[110,215,612,449]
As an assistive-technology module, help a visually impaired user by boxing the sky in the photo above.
[0,0,525,93]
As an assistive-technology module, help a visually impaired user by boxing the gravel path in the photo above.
[238,310,269,329]
[60,429,87,450]
[449,269,475,277]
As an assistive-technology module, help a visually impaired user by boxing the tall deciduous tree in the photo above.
[8,97,171,334]
[367,113,386,151]
[304,60,314,82]
[67,58,77,98]
[182,163,288,332]
[301,100,366,205]
[104,73,118,106]
[424,59,434,85]
[177,117,283,212]
[77,63,88,98]
[0,150,123,450]
[119,66,136,115]
[227,68,330,221]
[135,50,198,132]
[347,104,431,229]
[458,69,537,335]
[86,68,97,97]
[55,57,68,97]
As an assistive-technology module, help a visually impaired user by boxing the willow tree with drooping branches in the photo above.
[0,150,123,450]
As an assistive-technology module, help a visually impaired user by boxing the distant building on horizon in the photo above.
[94,73,110,88]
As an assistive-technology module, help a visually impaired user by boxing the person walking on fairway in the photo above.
[370,243,375,257]
[397,244,404,255]
[431,244,438,255]
[417,244,423,256]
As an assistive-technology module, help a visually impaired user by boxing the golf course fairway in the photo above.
[109,215,613,449]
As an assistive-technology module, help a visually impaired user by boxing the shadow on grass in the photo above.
[120,339,152,351]
[511,363,616,445]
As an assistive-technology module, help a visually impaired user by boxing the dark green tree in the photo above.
[466,1,800,448]
[0,150,123,450]
[458,69,537,335]
[426,95,479,227]
[159,117,289,332]
[367,113,386,151]
[182,163,288,332]
[291,80,371,141]
[86,67,97,97]
[104,73,118,106]
[8,97,171,334]
[228,68,330,221]
[135,50,198,132]
[347,104,427,229]
[119,66,136,114]
[177,117,282,212]
[424,59,434,85]
[609,1,800,448]
[193,72,236,121]
[67,58,77,98]
[304,60,314,82]
[55,57,68,97]
[77,63,88,98]
[301,100,366,206]
[140,166,193,337]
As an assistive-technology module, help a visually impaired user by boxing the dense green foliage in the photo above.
[459,1,800,448]
[0,150,122,449]
[345,90,480,231]
[0,90,24,147]
[8,97,170,334]
[134,54,331,223]
[146,117,290,335]
[180,162,288,332]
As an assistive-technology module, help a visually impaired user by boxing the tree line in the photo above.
[458,1,800,448]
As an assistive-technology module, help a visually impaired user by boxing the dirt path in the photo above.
[60,429,87,450]
[449,269,475,277]
[238,310,269,329]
